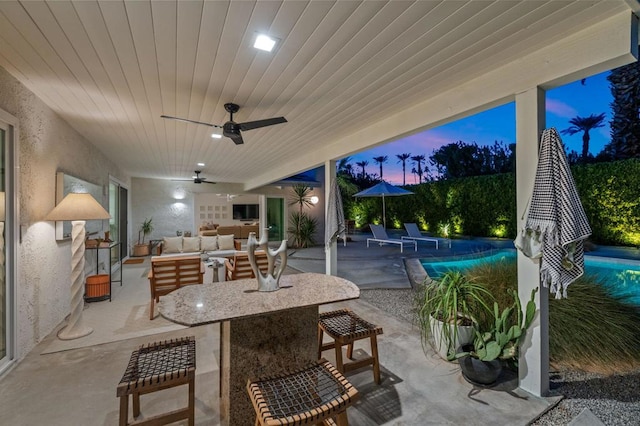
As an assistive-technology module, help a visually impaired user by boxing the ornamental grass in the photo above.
[466,260,640,374]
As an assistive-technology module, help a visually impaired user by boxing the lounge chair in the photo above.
[401,223,440,249]
[367,224,417,253]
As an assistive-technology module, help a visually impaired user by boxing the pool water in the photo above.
[422,250,640,304]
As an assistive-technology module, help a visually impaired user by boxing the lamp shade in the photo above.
[45,192,110,221]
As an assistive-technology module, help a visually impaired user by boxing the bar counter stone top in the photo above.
[158,272,360,326]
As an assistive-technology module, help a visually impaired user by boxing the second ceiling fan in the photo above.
[161,103,287,145]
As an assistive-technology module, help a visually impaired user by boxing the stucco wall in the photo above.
[130,178,196,244]
[0,66,128,359]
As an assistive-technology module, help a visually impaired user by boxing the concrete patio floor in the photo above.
[0,237,562,425]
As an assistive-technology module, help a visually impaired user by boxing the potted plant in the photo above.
[418,271,493,361]
[455,288,537,385]
[133,217,153,257]
[287,184,317,248]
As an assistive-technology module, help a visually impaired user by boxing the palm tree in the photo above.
[356,160,368,179]
[561,113,606,161]
[373,155,388,180]
[411,154,426,184]
[337,157,351,174]
[396,153,411,185]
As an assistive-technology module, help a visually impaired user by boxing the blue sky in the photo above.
[349,71,612,185]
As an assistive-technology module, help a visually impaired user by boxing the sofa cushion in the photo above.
[183,237,200,252]
[218,234,235,250]
[201,236,218,251]
[163,236,183,253]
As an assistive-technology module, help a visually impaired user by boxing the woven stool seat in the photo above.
[318,308,383,384]
[117,336,196,426]
[247,359,359,426]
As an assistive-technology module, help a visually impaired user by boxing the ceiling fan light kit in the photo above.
[161,102,286,145]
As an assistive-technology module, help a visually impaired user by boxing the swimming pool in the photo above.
[421,250,640,304]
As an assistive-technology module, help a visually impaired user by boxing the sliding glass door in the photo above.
[266,197,285,241]
[109,179,128,260]
[0,115,14,374]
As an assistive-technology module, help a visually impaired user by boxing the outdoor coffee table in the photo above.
[157,272,360,425]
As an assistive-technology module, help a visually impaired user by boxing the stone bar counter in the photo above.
[158,272,360,425]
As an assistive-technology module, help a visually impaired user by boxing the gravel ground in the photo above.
[360,288,640,426]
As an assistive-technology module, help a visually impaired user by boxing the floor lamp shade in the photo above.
[45,193,110,340]
[45,192,110,221]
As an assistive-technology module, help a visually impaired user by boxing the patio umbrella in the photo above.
[354,181,413,229]
[325,179,346,249]
[516,128,592,298]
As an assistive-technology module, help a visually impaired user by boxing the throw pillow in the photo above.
[201,236,218,251]
[183,237,200,252]
[163,236,182,253]
[218,234,235,250]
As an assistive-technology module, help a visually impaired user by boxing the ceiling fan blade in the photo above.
[161,115,222,128]
[226,131,244,145]
[238,117,287,131]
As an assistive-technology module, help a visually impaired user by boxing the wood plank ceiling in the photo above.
[0,1,631,186]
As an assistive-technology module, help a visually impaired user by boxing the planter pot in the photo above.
[85,274,109,299]
[429,315,474,361]
[457,344,503,386]
[132,244,150,257]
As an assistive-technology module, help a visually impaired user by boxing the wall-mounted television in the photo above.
[233,204,259,221]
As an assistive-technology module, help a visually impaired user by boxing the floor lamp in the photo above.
[45,193,110,340]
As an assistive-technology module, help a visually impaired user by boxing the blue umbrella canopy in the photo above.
[354,181,413,228]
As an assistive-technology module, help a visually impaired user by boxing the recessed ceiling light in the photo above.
[197,162,205,167]
[254,34,277,52]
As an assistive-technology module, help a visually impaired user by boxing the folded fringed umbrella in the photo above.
[519,127,592,299]
[325,179,346,250]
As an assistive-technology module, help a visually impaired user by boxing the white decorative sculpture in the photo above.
[247,231,287,292]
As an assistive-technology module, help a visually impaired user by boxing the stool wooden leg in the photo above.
[346,342,354,360]
[132,392,140,418]
[188,378,195,426]
[334,343,344,373]
[317,327,324,359]
[371,334,381,384]
[335,410,349,426]
[119,395,129,426]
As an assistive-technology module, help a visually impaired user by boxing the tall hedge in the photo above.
[349,159,640,246]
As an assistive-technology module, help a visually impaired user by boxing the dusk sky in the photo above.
[348,71,612,185]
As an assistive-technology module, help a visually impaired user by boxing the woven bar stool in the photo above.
[318,308,383,384]
[117,336,196,426]
[247,359,359,426]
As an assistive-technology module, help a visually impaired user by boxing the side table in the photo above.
[205,257,226,283]
[85,242,122,302]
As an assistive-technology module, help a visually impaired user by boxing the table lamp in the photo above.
[45,192,110,340]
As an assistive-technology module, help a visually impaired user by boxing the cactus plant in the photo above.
[457,288,537,362]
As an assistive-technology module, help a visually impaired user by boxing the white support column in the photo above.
[325,160,337,276]
[516,88,549,397]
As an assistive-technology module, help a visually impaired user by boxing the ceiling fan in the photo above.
[173,170,216,185]
[161,103,287,145]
